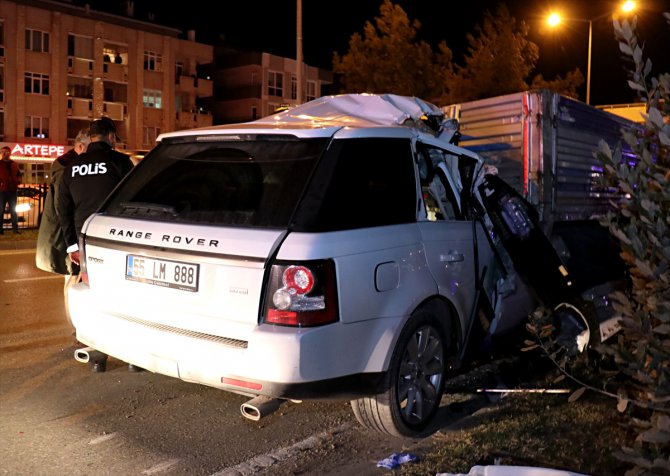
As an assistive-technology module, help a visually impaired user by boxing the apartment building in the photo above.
[0,0,213,184]
[209,50,333,124]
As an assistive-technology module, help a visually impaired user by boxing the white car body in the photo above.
[69,94,535,436]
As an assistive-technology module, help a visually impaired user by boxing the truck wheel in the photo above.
[351,308,450,437]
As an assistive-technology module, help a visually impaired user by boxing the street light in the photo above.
[547,1,636,104]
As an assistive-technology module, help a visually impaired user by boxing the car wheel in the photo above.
[351,308,450,437]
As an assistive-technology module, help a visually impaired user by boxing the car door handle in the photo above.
[440,252,464,263]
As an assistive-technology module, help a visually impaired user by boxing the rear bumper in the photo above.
[69,283,401,400]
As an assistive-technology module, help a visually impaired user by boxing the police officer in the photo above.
[56,116,134,372]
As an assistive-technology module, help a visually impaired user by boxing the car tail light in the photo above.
[79,234,89,285]
[283,266,314,295]
[262,259,338,327]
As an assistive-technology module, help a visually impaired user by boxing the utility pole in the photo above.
[296,0,303,105]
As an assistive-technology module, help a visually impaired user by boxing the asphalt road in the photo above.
[0,248,522,476]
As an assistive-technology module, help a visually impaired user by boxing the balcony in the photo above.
[103,62,128,83]
[176,109,212,130]
[103,101,125,121]
[67,57,93,77]
[67,97,93,119]
[176,75,213,97]
[198,78,213,97]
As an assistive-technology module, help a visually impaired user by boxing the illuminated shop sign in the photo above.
[11,143,66,159]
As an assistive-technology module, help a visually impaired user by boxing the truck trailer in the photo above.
[443,88,637,226]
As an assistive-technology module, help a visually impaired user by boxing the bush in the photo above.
[529,12,670,476]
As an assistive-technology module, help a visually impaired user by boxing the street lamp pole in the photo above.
[586,19,593,105]
[547,2,635,105]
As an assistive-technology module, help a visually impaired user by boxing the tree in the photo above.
[446,3,584,103]
[446,4,537,102]
[594,14,670,473]
[444,3,583,103]
[531,69,585,100]
[331,0,452,103]
[333,1,584,105]
[528,13,670,476]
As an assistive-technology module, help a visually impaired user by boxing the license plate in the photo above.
[125,255,199,292]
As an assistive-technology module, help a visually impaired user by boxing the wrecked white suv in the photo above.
[69,94,585,437]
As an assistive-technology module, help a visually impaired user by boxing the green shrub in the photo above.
[528,13,670,476]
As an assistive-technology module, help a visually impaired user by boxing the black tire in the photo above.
[351,308,451,437]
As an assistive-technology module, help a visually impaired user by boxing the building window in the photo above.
[267,71,283,97]
[0,110,4,140]
[144,51,162,72]
[143,89,162,108]
[291,74,297,100]
[143,126,161,147]
[67,34,93,59]
[25,28,50,53]
[25,116,49,138]
[307,81,317,101]
[24,72,50,95]
[251,106,257,120]
[0,64,4,102]
[175,61,183,81]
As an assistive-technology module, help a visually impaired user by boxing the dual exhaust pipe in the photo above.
[75,348,289,422]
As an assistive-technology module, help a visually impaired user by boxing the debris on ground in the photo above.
[376,452,419,469]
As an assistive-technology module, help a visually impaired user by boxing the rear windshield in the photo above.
[104,135,328,228]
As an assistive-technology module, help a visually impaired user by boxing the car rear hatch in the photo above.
[81,133,331,338]
[81,216,281,339]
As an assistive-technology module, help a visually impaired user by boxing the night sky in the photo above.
[84,0,670,105]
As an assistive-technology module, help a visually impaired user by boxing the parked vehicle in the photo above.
[2,185,44,230]
[68,93,623,437]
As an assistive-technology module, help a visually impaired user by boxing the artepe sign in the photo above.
[11,143,66,159]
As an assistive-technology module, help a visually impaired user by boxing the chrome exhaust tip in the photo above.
[240,396,284,421]
[74,346,107,364]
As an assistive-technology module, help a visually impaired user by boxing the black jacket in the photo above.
[36,149,79,274]
[57,141,134,249]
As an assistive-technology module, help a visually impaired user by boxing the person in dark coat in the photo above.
[36,129,91,337]
[56,117,134,372]
[36,129,91,274]
[0,145,23,234]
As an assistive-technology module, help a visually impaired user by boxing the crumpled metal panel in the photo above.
[253,93,444,128]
